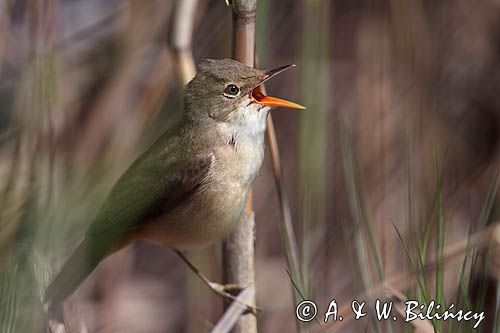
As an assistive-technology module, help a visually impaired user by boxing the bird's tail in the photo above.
[44,238,106,308]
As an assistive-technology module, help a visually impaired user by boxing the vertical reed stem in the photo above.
[222,1,257,333]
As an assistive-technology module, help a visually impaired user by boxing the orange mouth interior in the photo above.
[250,85,305,109]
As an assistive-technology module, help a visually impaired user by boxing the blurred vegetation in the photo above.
[0,0,499,332]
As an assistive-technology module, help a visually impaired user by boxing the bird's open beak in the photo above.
[250,64,306,110]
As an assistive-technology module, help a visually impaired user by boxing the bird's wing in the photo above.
[86,135,213,241]
[44,130,214,307]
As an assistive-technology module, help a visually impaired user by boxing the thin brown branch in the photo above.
[253,53,302,288]
[265,100,303,290]
[253,53,303,333]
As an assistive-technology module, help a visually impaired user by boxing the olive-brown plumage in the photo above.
[44,59,303,307]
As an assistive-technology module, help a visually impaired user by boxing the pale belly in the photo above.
[137,123,266,250]
[137,182,249,250]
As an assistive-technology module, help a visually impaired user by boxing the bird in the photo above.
[44,58,304,310]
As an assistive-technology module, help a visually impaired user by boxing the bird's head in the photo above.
[184,59,304,127]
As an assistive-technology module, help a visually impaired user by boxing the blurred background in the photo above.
[0,0,499,332]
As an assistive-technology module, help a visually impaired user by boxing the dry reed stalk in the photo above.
[169,0,198,85]
[266,116,302,277]
[222,1,258,333]
[211,285,256,333]
[254,52,302,292]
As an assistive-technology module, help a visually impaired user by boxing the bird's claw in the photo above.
[208,282,258,314]
[210,282,247,293]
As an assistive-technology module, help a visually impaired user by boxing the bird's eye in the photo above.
[224,84,240,98]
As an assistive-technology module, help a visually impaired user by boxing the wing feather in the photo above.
[86,135,213,242]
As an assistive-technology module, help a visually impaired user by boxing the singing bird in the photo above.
[44,59,304,309]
